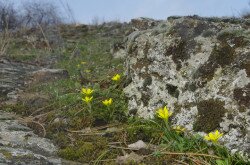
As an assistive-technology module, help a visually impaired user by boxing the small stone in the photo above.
[31,68,69,83]
[53,118,60,123]
[128,140,147,150]
[116,152,143,164]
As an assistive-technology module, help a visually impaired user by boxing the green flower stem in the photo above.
[164,120,170,131]
[108,106,115,121]
[87,103,92,114]
[163,119,172,142]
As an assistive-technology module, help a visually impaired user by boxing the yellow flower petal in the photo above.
[112,74,121,81]
[82,96,93,103]
[204,130,223,143]
[81,87,94,95]
[156,106,172,121]
[204,135,210,141]
[173,126,186,133]
[102,98,113,106]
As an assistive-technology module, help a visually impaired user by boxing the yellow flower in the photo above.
[173,126,186,134]
[102,98,113,106]
[81,87,94,95]
[82,96,93,103]
[204,130,223,143]
[156,106,173,121]
[112,74,121,81]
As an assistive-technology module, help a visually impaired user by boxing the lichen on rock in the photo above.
[123,16,250,155]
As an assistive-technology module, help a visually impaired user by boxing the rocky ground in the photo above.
[0,110,61,164]
[0,59,39,101]
[0,18,249,164]
[0,58,83,164]
[0,22,129,164]
[0,58,62,164]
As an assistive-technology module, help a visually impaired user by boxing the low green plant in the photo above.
[148,105,249,165]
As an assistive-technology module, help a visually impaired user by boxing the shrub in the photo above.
[0,1,20,30]
[21,0,62,28]
[0,0,64,30]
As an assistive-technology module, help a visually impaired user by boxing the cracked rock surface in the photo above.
[0,59,39,100]
[0,111,61,164]
[0,58,71,164]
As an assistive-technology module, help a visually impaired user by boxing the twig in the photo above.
[79,132,104,136]
[160,151,221,159]
[94,123,121,130]
[108,145,139,151]
[32,111,53,120]
[0,22,11,56]
[30,103,56,116]
[108,142,122,145]
[76,128,123,136]
[66,129,91,133]
[18,118,46,137]
[187,156,201,165]
[37,23,51,51]
[90,159,116,163]
[174,160,189,165]
[29,120,47,137]
[67,123,122,133]
[188,155,210,165]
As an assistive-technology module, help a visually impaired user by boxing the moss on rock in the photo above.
[141,93,150,106]
[217,30,248,48]
[193,99,226,133]
[131,58,151,70]
[242,61,250,77]
[234,83,250,108]
[195,42,235,85]
[0,149,12,159]
[166,84,179,98]
[143,76,152,90]
[165,40,189,70]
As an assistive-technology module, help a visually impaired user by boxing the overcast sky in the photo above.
[13,0,250,23]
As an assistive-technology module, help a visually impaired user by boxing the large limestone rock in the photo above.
[124,16,250,155]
